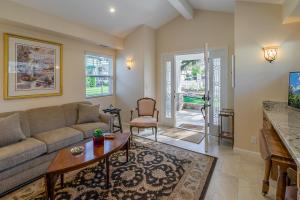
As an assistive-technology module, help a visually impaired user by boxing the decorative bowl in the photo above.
[104,133,115,139]
[70,146,84,155]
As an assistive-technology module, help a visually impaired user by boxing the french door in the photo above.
[161,47,228,151]
[208,48,228,136]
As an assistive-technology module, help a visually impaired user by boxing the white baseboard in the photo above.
[233,147,260,158]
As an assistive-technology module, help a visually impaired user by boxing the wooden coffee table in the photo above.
[45,132,130,200]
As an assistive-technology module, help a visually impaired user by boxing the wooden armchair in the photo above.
[129,98,159,141]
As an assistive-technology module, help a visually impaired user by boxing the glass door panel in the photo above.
[161,55,175,127]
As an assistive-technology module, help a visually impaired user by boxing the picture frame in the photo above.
[3,33,63,99]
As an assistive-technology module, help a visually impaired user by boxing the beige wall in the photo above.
[235,2,300,152]
[0,23,116,113]
[116,25,156,122]
[156,10,235,112]
[143,26,156,98]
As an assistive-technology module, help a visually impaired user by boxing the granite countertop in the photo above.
[263,101,300,166]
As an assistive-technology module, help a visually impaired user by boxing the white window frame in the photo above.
[85,53,114,98]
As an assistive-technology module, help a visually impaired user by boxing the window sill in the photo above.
[85,94,114,99]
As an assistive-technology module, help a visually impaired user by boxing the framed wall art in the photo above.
[3,33,63,99]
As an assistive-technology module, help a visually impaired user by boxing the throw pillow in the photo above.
[0,113,26,147]
[77,104,100,124]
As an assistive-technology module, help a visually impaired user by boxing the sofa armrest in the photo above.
[99,112,114,132]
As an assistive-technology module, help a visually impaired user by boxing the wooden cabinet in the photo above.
[260,115,296,200]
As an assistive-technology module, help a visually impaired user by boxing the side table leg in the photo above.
[118,113,123,133]
[106,156,110,189]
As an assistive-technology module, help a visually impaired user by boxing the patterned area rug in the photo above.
[136,127,205,144]
[2,137,216,200]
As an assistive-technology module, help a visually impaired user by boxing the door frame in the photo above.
[160,46,230,128]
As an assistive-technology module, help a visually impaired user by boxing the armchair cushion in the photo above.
[138,99,155,116]
[130,117,158,128]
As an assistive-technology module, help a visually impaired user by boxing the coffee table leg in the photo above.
[46,173,57,200]
[106,156,109,189]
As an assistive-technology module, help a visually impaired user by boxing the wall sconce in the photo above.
[126,58,134,70]
[263,46,279,63]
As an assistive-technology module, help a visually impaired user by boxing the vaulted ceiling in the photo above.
[10,0,285,38]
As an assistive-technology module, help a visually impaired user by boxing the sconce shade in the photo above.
[263,46,278,63]
[126,58,134,70]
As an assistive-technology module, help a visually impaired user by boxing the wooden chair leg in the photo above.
[276,166,287,200]
[138,128,140,134]
[152,127,154,135]
[154,127,157,142]
[130,126,133,147]
[262,159,272,195]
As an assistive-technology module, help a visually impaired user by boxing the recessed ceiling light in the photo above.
[109,7,116,13]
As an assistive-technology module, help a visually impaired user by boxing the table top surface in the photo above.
[103,108,121,113]
[47,132,130,174]
[263,101,300,166]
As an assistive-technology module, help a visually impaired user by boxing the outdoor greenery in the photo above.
[288,86,300,108]
[87,76,96,87]
[86,86,109,97]
[183,96,204,105]
[181,59,204,80]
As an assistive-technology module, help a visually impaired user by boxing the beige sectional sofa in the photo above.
[0,101,113,195]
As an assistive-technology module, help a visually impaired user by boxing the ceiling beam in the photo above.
[168,0,194,20]
[282,0,300,24]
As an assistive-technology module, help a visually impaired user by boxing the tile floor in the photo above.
[127,126,277,200]
[175,109,204,127]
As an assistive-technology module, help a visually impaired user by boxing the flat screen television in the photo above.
[288,72,300,109]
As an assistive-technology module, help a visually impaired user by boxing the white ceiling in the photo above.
[10,0,285,38]
[10,0,179,38]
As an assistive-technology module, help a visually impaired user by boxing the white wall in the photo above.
[235,2,300,152]
[156,10,234,112]
[116,25,156,122]
[0,22,116,113]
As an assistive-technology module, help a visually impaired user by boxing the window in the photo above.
[85,54,113,98]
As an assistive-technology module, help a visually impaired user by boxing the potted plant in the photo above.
[93,128,104,146]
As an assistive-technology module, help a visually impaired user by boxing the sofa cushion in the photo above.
[33,127,83,153]
[130,117,158,127]
[0,138,46,172]
[62,101,92,126]
[77,104,100,124]
[27,106,66,135]
[0,111,31,137]
[0,113,26,147]
[73,122,110,138]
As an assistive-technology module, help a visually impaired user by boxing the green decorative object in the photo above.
[93,128,104,146]
[93,128,103,138]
